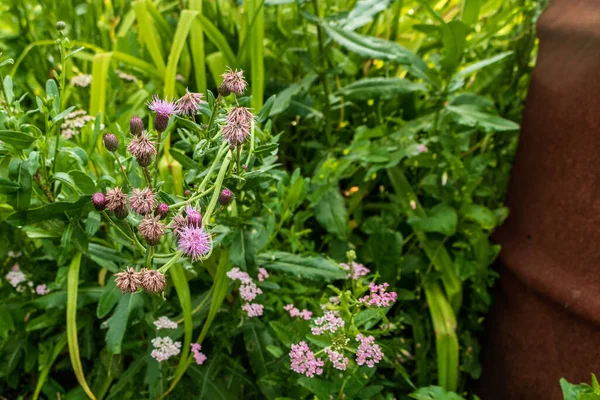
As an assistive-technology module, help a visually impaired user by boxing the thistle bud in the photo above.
[155,203,169,219]
[185,205,202,228]
[114,206,129,220]
[184,189,192,197]
[56,21,66,31]
[154,113,169,133]
[218,188,233,206]
[130,116,144,136]
[104,133,118,152]
[217,83,231,97]
[92,192,106,211]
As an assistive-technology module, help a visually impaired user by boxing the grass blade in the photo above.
[90,53,113,123]
[133,0,166,74]
[164,10,199,98]
[168,263,193,390]
[33,334,68,400]
[246,0,265,110]
[189,0,207,94]
[67,252,97,400]
[197,15,237,68]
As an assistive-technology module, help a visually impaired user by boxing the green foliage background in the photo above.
[0,0,544,398]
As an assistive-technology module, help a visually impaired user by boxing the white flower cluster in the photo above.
[154,316,178,330]
[150,337,181,362]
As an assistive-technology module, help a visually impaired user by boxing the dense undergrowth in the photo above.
[0,0,543,399]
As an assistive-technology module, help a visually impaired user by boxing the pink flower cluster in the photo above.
[150,337,181,362]
[191,343,207,365]
[290,341,324,377]
[35,284,50,295]
[355,334,383,367]
[340,261,370,280]
[258,267,269,282]
[154,316,178,330]
[324,347,349,371]
[5,264,26,287]
[359,282,397,307]
[284,304,313,320]
[311,311,345,335]
[227,268,264,317]
[242,303,264,317]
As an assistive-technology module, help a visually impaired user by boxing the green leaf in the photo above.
[446,105,519,132]
[339,77,427,99]
[189,0,207,94]
[105,293,143,355]
[198,15,237,68]
[440,21,468,71]
[169,148,197,171]
[90,53,113,122]
[132,0,165,73]
[461,0,483,27]
[52,106,76,124]
[7,196,90,226]
[343,0,392,31]
[257,252,346,281]
[0,130,38,149]
[0,177,20,193]
[169,263,193,384]
[46,79,60,114]
[96,279,121,319]
[408,204,457,236]
[409,385,465,400]
[8,158,32,211]
[269,320,309,347]
[298,377,333,399]
[560,378,595,400]
[461,204,496,230]
[66,253,97,399]
[243,320,278,397]
[453,51,513,81]
[69,170,97,194]
[314,187,348,239]
[163,10,198,98]
[366,230,403,282]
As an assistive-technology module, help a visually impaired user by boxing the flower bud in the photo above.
[186,205,202,228]
[130,116,144,136]
[104,133,118,152]
[154,113,169,133]
[217,82,231,97]
[114,206,129,220]
[92,192,106,211]
[218,188,233,206]
[184,189,192,197]
[155,203,169,219]
[56,21,66,31]
[140,268,166,293]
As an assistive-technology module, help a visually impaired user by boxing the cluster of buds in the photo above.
[114,267,167,294]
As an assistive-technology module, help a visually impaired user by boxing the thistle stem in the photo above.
[112,152,132,188]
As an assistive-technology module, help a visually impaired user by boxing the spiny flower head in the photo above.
[151,337,181,362]
[185,205,202,228]
[177,226,211,262]
[219,68,247,96]
[340,261,370,280]
[359,282,397,308]
[140,268,167,293]
[290,341,324,377]
[311,311,345,335]
[169,214,187,238]
[355,334,383,367]
[105,187,127,211]
[324,347,349,371]
[138,215,166,245]
[147,95,178,132]
[92,192,106,211]
[114,267,141,293]
[241,303,264,317]
[129,188,156,215]
[127,132,157,167]
[222,107,254,147]
[154,316,178,330]
[176,89,205,116]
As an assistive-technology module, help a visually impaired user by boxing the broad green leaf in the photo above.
[132,0,166,73]
[66,253,97,399]
[69,170,97,194]
[0,177,20,193]
[189,0,207,94]
[105,293,143,354]
[409,385,465,400]
[169,263,193,385]
[366,230,403,281]
[298,377,334,399]
[247,0,265,110]
[339,77,426,99]
[269,320,309,347]
[314,187,348,239]
[343,0,392,31]
[8,158,32,211]
[0,130,38,149]
[461,0,483,27]
[257,252,346,281]
[90,53,113,122]
[243,320,278,397]
[408,204,457,236]
[52,106,76,124]
[560,378,595,400]
[198,15,237,68]
[446,105,519,132]
[96,279,121,319]
[169,148,197,171]
[461,204,496,230]
[454,51,513,81]
[441,21,468,71]
[46,79,60,114]
[163,10,198,98]
[7,196,90,226]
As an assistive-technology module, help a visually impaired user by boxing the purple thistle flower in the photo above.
[105,187,127,211]
[176,89,205,117]
[147,95,178,132]
[127,132,157,167]
[92,192,106,211]
[218,188,233,206]
[129,188,156,215]
[178,226,211,262]
[219,68,247,96]
[185,205,202,228]
[222,107,254,147]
